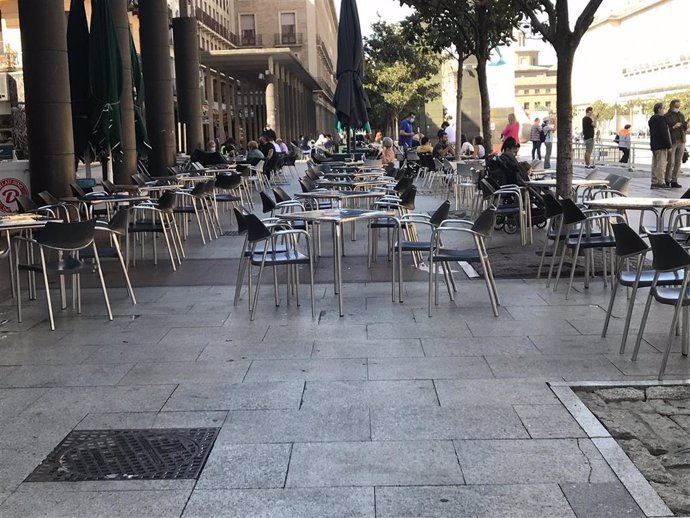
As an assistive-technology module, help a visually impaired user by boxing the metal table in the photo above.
[280,208,392,316]
[586,197,690,230]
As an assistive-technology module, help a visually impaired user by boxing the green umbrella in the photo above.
[67,0,92,164]
[88,0,123,172]
[130,29,151,156]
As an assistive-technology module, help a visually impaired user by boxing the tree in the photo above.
[514,0,604,198]
[401,9,472,158]
[590,100,614,123]
[401,0,521,147]
[363,20,441,135]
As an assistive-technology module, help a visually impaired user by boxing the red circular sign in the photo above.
[0,177,29,213]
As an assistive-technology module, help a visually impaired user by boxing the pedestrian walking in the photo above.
[582,107,596,168]
[398,112,415,148]
[530,118,542,160]
[542,118,554,169]
[664,99,688,188]
[617,124,631,164]
[500,113,520,143]
[649,102,672,189]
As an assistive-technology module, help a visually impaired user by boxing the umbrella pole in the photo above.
[85,149,92,179]
[346,125,351,155]
[107,143,114,182]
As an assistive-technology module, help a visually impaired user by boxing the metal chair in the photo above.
[129,191,183,270]
[174,181,212,244]
[602,223,682,354]
[632,233,690,379]
[243,213,315,321]
[428,208,499,317]
[12,219,112,330]
[536,192,564,280]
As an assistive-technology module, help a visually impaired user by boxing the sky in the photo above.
[333,0,415,36]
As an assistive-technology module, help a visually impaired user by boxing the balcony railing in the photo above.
[195,7,239,46]
[240,33,263,47]
[274,32,303,46]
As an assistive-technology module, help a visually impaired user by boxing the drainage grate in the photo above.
[26,428,219,482]
[222,230,240,237]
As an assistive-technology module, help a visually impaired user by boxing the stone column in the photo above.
[111,0,137,184]
[18,0,74,198]
[205,69,215,143]
[217,77,226,142]
[139,0,176,174]
[265,58,280,137]
[173,15,203,153]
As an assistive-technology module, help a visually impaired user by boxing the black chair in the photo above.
[602,223,682,355]
[272,186,291,203]
[536,192,564,281]
[428,208,499,317]
[12,219,112,330]
[203,179,221,238]
[553,199,618,299]
[393,200,451,303]
[214,174,243,227]
[244,213,315,321]
[129,191,183,270]
[173,181,212,244]
[80,208,137,305]
[632,233,690,379]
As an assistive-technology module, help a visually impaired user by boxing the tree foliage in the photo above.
[363,20,441,134]
[513,0,604,198]
[590,100,615,122]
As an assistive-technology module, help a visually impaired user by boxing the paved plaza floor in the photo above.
[0,163,689,516]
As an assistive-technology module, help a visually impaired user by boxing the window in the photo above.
[523,89,529,95]
[545,101,551,108]
[523,102,530,110]
[240,14,256,46]
[280,12,297,44]
[534,88,540,94]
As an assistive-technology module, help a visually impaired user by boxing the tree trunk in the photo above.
[455,59,464,160]
[555,46,575,199]
[476,55,492,150]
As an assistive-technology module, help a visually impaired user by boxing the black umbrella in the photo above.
[130,28,151,157]
[88,0,123,177]
[332,0,370,152]
[67,0,92,166]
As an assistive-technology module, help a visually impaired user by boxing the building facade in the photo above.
[513,48,557,116]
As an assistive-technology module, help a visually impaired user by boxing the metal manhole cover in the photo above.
[26,428,219,482]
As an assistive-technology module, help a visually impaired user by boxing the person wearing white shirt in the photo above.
[542,119,555,169]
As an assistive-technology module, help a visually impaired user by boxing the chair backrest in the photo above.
[682,188,690,199]
[429,200,451,226]
[190,181,206,197]
[101,179,115,194]
[107,208,130,236]
[472,208,497,237]
[433,158,444,171]
[233,207,248,234]
[399,185,417,210]
[648,232,690,272]
[610,176,630,194]
[541,192,563,219]
[215,174,242,190]
[157,191,176,211]
[131,174,147,186]
[260,191,276,214]
[273,186,291,203]
[244,213,272,243]
[393,176,412,195]
[418,153,435,170]
[36,219,96,250]
[585,169,599,180]
[70,182,86,197]
[38,191,59,206]
[305,169,320,181]
[204,179,216,194]
[456,162,473,177]
[16,194,38,213]
[560,198,587,225]
[479,179,496,198]
[611,222,649,258]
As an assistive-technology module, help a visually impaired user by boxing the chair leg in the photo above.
[632,288,656,361]
[250,248,269,321]
[39,248,55,331]
[565,241,582,300]
[602,258,622,338]
[114,238,137,305]
[619,259,645,354]
[92,244,113,321]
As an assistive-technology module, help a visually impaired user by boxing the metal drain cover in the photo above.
[26,428,219,482]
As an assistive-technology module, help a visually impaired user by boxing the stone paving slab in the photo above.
[197,341,314,361]
[434,379,559,406]
[375,484,576,518]
[0,344,101,366]
[286,441,464,487]
[371,405,529,440]
[0,363,135,388]
[118,361,251,385]
[454,438,617,485]
[513,404,588,438]
[366,322,472,340]
[311,338,425,358]
[529,334,660,356]
[367,356,494,380]
[420,336,540,356]
[243,358,368,382]
[560,482,645,518]
[158,325,270,346]
[162,381,304,411]
[300,380,438,409]
[85,342,207,363]
[196,443,291,490]
[0,487,191,518]
[181,487,374,518]
[218,408,370,443]
[484,354,626,380]
[0,389,47,417]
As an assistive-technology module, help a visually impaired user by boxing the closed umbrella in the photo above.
[332,0,370,152]
[130,29,151,157]
[67,0,92,171]
[89,0,123,181]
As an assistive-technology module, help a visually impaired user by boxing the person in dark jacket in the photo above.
[649,102,672,189]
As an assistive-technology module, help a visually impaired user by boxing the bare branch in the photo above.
[514,0,554,44]
[573,0,604,42]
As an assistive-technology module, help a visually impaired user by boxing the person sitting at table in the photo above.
[459,134,474,158]
[487,137,526,186]
[379,137,396,166]
[416,136,433,154]
[472,136,486,159]
[433,132,454,159]
[246,141,264,164]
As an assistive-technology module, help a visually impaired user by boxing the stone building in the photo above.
[513,48,557,117]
